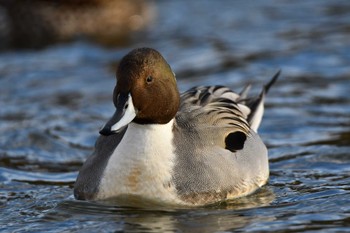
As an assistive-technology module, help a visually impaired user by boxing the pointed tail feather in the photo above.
[238,84,251,101]
[263,69,281,95]
[247,70,281,132]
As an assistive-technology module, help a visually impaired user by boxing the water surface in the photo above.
[1,0,350,232]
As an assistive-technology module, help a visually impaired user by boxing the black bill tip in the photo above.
[99,126,114,136]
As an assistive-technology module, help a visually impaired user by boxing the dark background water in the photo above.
[1,0,350,232]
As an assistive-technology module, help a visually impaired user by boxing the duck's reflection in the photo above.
[55,187,275,232]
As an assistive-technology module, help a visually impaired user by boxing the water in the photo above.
[1,0,350,232]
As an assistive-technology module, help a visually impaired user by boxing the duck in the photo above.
[0,0,153,49]
[74,47,280,206]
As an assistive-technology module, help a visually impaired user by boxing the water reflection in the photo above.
[49,188,275,232]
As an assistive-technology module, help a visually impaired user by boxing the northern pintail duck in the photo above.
[74,48,280,206]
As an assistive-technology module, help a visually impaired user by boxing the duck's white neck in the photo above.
[119,119,175,161]
[97,119,180,203]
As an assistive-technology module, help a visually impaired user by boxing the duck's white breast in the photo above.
[96,119,182,204]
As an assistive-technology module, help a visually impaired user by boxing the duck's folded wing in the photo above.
[177,86,251,153]
[176,70,280,152]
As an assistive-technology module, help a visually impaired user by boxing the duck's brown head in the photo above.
[100,48,180,136]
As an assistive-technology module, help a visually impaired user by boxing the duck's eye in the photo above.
[146,76,153,84]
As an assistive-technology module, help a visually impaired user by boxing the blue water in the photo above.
[1,0,350,232]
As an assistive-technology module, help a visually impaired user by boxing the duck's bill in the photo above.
[99,93,136,136]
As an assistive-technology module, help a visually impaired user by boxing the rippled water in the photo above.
[1,0,350,232]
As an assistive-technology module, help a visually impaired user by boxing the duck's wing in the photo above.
[176,70,281,151]
[173,72,280,204]
[177,85,251,152]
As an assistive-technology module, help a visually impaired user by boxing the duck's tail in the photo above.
[241,70,281,132]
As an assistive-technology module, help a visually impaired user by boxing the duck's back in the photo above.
[172,86,269,205]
